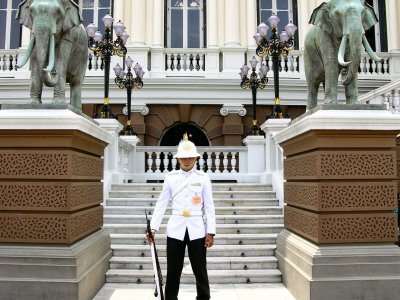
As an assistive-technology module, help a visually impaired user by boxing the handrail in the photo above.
[358,79,400,104]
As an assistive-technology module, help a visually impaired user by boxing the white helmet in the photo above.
[174,133,201,158]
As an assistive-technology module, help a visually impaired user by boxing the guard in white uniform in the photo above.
[148,134,216,300]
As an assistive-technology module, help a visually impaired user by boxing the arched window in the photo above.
[257,0,298,50]
[0,0,22,49]
[166,0,205,48]
[72,0,113,32]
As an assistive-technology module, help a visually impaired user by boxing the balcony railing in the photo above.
[1,48,395,80]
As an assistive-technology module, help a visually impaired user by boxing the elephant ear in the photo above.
[309,2,333,34]
[16,0,33,30]
[63,0,84,31]
[362,2,378,31]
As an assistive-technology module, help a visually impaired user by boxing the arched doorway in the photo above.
[159,122,210,146]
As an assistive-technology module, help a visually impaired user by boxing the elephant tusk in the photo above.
[43,34,55,72]
[362,35,383,62]
[338,35,352,67]
[16,35,35,68]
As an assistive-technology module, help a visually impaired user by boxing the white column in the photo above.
[130,0,146,45]
[224,0,240,46]
[297,0,310,50]
[21,27,30,48]
[207,0,218,48]
[246,0,257,48]
[113,0,124,24]
[152,0,164,47]
[387,0,400,50]
[123,0,132,38]
[150,0,165,77]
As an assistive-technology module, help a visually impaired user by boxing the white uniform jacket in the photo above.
[150,167,216,241]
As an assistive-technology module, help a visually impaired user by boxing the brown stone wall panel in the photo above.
[0,130,107,157]
[285,182,397,211]
[0,182,102,211]
[285,206,398,244]
[0,150,103,180]
[0,206,103,244]
[284,182,319,210]
[222,124,243,135]
[281,130,398,157]
[284,207,319,243]
[284,151,396,180]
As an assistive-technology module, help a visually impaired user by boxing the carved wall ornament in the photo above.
[122,105,149,116]
[219,105,247,117]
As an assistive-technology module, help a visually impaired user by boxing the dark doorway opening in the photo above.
[159,122,210,146]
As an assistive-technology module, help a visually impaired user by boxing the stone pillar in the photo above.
[243,135,266,183]
[273,106,400,300]
[220,105,245,145]
[130,0,146,45]
[387,0,400,50]
[261,118,291,206]
[0,107,113,300]
[220,0,246,78]
[96,119,123,202]
[246,0,257,48]
[150,0,165,77]
[207,0,218,48]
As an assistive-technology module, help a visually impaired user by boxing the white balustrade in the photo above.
[358,79,400,113]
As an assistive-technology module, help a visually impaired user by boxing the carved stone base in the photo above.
[276,230,400,300]
[277,109,400,243]
[0,230,111,300]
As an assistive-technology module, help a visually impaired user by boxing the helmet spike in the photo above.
[183,132,189,141]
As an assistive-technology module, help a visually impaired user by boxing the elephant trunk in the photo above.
[37,34,57,87]
[339,32,362,86]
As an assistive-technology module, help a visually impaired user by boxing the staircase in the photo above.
[103,182,284,284]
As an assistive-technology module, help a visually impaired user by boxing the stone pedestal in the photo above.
[0,108,113,300]
[274,106,400,300]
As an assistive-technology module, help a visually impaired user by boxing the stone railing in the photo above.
[0,48,396,80]
[358,79,400,113]
[97,119,290,207]
[133,146,246,182]
[165,48,206,73]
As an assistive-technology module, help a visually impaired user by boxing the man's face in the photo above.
[178,157,197,172]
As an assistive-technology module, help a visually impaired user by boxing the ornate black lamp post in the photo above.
[253,14,297,119]
[86,15,129,119]
[113,56,144,135]
[239,56,268,136]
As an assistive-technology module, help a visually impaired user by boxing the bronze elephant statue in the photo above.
[304,0,383,110]
[16,0,88,109]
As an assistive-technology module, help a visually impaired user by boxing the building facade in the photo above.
[1,0,400,146]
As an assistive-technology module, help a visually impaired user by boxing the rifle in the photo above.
[145,210,164,300]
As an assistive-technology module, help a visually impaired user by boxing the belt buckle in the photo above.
[183,210,191,217]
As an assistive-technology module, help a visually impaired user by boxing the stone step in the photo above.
[108,190,276,199]
[109,233,279,245]
[104,206,283,215]
[104,214,283,225]
[105,198,279,207]
[111,244,276,258]
[104,224,284,235]
[106,269,282,284]
[110,183,273,192]
[110,256,278,270]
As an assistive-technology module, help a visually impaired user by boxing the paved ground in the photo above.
[93,283,296,300]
